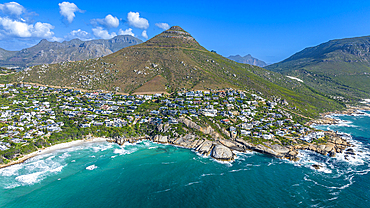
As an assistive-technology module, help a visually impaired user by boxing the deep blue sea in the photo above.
[1,112,369,208]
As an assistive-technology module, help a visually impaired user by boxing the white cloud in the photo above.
[0,2,25,17]
[127,12,149,30]
[141,30,148,39]
[58,2,82,24]
[0,16,31,37]
[118,28,134,36]
[91,14,119,29]
[32,22,55,38]
[92,27,116,39]
[0,16,54,38]
[65,29,91,40]
[155,23,170,30]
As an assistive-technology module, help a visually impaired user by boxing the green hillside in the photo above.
[11,26,344,117]
[267,36,370,102]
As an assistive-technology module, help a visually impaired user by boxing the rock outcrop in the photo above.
[178,117,223,139]
[211,145,234,161]
[106,131,352,162]
[196,140,214,156]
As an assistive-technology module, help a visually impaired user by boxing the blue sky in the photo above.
[1,0,370,63]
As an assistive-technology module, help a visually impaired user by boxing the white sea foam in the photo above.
[91,143,114,152]
[15,171,44,185]
[59,152,71,159]
[210,157,233,166]
[201,173,216,177]
[86,165,98,170]
[293,151,332,174]
[1,141,117,189]
[154,188,171,193]
[0,164,23,177]
[12,160,65,186]
[113,147,138,155]
[185,181,200,186]
[229,168,248,172]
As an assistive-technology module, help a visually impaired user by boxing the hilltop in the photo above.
[228,54,267,67]
[0,35,143,69]
[266,36,370,101]
[13,26,344,117]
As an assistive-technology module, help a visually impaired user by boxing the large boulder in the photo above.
[270,144,290,155]
[211,145,234,161]
[196,140,214,156]
[158,135,168,143]
[219,139,245,151]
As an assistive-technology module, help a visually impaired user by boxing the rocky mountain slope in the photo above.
[0,35,143,69]
[266,36,370,101]
[14,26,344,117]
[228,54,267,67]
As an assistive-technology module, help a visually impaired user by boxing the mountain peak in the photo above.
[142,25,203,50]
[38,39,50,44]
[168,26,185,31]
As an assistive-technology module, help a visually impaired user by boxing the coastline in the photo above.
[2,102,366,170]
[306,103,370,126]
[0,137,107,170]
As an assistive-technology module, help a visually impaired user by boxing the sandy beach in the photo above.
[0,137,107,169]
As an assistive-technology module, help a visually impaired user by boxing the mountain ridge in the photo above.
[0,35,143,69]
[228,54,267,67]
[266,35,370,101]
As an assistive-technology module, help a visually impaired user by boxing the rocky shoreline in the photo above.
[106,131,352,162]
[0,132,354,170]
[306,105,370,126]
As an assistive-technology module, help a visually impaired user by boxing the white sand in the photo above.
[0,137,107,169]
[36,137,107,155]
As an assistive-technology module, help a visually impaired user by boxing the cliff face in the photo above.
[0,35,143,68]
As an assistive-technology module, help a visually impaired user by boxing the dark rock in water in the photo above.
[347,148,355,153]
[344,155,349,160]
[312,164,321,170]
[328,151,336,157]
[344,148,356,155]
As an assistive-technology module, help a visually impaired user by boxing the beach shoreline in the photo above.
[0,137,107,170]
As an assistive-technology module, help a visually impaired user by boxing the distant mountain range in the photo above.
[266,36,370,101]
[12,26,343,117]
[227,54,267,67]
[0,36,143,69]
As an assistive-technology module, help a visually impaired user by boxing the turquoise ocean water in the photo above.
[0,112,369,208]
